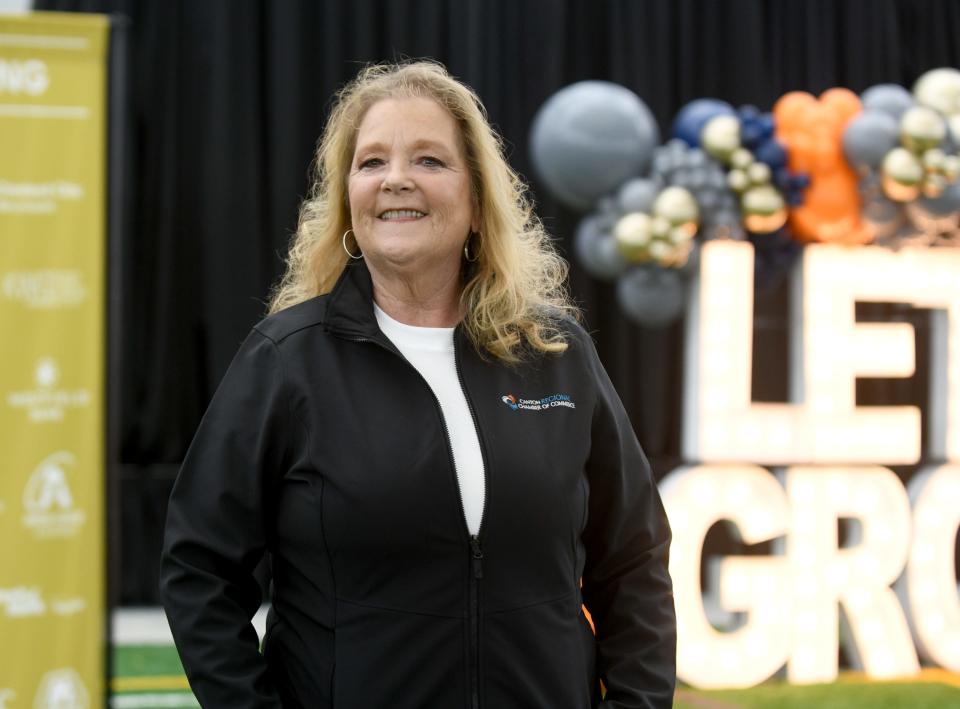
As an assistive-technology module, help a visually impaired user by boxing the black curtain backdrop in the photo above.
[36,0,960,603]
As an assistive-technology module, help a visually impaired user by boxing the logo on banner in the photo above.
[6,358,90,423]
[0,587,46,618]
[0,59,49,95]
[21,451,86,538]
[1,270,86,309]
[33,668,88,709]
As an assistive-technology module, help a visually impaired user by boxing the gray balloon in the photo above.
[917,179,960,216]
[530,81,660,211]
[861,84,915,122]
[574,215,628,281]
[843,111,900,169]
[861,194,905,238]
[618,177,661,213]
[616,266,686,326]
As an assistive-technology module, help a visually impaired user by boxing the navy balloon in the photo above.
[530,82,660,211]
[754,139,788,170]
[916,179,960,216]
[671,99,736,147]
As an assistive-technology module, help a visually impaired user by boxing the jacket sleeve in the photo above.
[580,335,677,708]
[159,328,288,709]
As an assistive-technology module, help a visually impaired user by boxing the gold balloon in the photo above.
[741,185,787,233]
[652,186,699,237]
[650,215,672,239]
[923,173,947,198]
[614,212,653,262]
[746,161,772,185]
[882,147,924,201]
[923,147,946,172]
[900,106,947,153]
[727,168,750,193]
[730,148,754,170]
[913,67,960,116]
[943,155,960,181]
[701,114,742,163]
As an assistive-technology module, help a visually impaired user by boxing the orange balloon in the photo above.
[774,88,872,244]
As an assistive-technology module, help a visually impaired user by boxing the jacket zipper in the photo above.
[454,335,488,709]
[343,332,488,708]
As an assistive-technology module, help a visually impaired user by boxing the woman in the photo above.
[160,60,675,709]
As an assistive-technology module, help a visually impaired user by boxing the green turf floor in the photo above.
[113,645,960,709]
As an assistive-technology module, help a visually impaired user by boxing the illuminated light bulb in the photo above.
[720,653,739,670]
[770,425,792,447]
[668,508,688,530]
[683,644,708,665]
[726,571,748,596]
[915,580,938,602]
[846,588,871,611]
[746,510,773,533]
[791,481,816,505]
[792,546,818,568]
[830,562,850,587]
[738,421,762,445]
[707,356,732,375]
[792,646,818,669]
[725,480,752,506]
[862,619,883,642]
[703,389,730,411]
[913,545,936,565]
[855,555,882,576]
[748,639,770,658]
[827,477,849,501]
[754,605,779,625]
[871,650,896,677]
[704,426,726,447]
[795,611,819,631]
[872,526,893,545]
[691,479,717,507]
[923,612,945,634]
[706,322,732,343]
[795,577,820,598]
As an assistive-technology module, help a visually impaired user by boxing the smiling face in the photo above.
[348,97,477,281]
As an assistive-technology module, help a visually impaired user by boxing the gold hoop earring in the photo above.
[342,229,363,260]
[463,232,480,263]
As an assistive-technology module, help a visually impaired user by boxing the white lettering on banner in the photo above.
[21,451,86,538]
[667,242,960,688]
[6,357,91,422]
[50,597,86,617]
[1,270,86,308]
[0,586,46,618]
[0,689,14,709]
[0,58,49,95]
[34,668,89,709]
[0,179,83,215]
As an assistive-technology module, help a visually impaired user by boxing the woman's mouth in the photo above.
[379,209,427,221]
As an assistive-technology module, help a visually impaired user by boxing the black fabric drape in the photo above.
[35,0,960,603]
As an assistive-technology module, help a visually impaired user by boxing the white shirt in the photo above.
[374,303,486,535]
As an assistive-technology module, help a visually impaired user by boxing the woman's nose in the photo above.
[381,161,414,192]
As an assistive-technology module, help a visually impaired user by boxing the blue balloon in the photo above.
[755,139,788,170]
[671,99,736,147]
[530,82,660,211]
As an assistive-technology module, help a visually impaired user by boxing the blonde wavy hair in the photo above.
[268,60,578,363]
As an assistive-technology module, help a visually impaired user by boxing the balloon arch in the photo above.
[530,69,960,326]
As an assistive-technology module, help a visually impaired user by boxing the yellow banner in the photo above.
[0,11,109,707]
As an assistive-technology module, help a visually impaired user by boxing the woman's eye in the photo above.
[359,158,383,169]
[420,156,445,168]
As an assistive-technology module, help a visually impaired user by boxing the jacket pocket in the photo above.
[263,619,334,708]
[483,590,595,708]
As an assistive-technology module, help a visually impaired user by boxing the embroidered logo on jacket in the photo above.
[500,393,575,411]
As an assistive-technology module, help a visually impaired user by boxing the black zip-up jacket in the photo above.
[160,261,676,709]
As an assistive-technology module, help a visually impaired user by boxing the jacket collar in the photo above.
[322,260,383,340]
[323,260,472,352]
